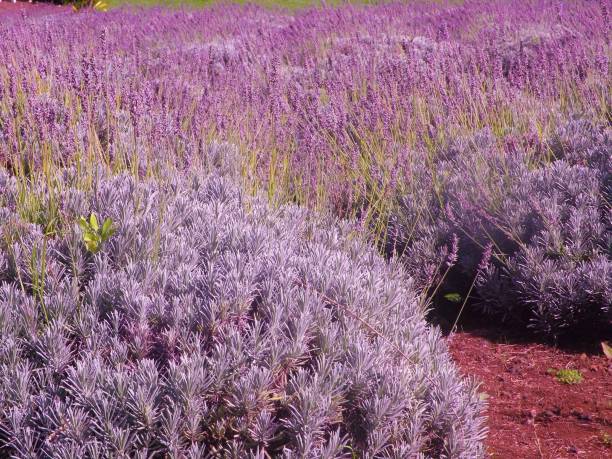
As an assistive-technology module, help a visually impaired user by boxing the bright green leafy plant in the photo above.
[69,0,108,11]
[444,292,462,303]
[548,368,583,385]
[78,213,116,253]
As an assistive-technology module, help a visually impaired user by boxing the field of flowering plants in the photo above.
[0,0,610,457]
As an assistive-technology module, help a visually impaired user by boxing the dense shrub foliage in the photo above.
[0,167,486,457]
[388,119,611,339]
[0,0,609,340]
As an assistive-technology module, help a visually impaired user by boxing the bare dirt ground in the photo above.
[449,329,612,459]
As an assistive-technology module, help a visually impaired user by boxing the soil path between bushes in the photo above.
[0,1,72,18]
[448,330,612,458]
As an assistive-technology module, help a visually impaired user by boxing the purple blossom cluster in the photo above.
[0,1,608,202]
[0,163,486,457]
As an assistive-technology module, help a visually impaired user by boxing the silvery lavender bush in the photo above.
[0,166,486,457]
[474,119,611,337]
[389,119,611,340]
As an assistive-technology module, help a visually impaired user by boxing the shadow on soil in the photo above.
[429,297,610,356]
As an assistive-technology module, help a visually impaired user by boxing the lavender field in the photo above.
[0,0,610,457]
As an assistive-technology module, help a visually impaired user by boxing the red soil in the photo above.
[449,331,612,458]
[0,1,71,18]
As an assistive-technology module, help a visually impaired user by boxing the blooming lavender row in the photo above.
[0,1,608,198]
[0,159,486,457]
